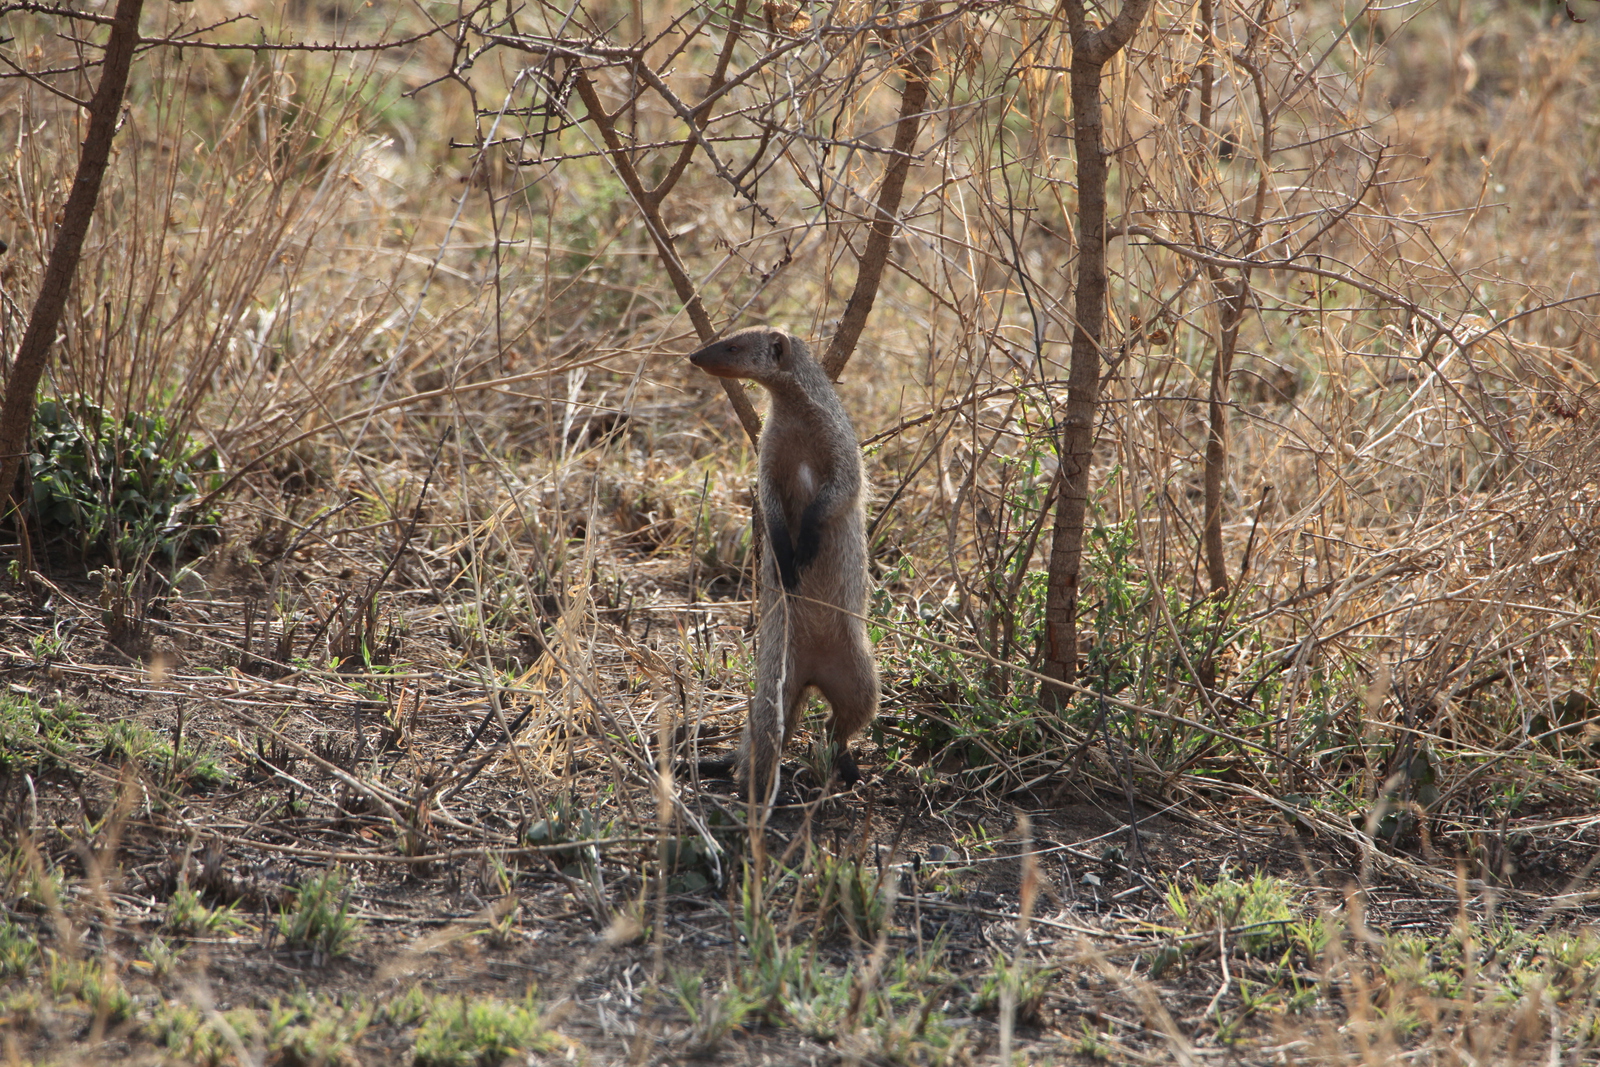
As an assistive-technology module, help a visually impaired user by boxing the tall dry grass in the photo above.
[1,0,1596,884]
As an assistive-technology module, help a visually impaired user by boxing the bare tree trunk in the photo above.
[820,2,936,382]
[1201,36,1273,597]
[1202,277,1248,595]
[1040,0,1152,706]
[0,0,145,507]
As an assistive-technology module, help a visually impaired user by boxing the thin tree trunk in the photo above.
[1201,37,1273,597]
[0,0,145,507]
[820,2,936,382]
[1197,0,1234,598]
[1202,277,1248,595]
[1040,0,1152,706]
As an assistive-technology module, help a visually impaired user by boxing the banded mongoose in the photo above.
[689,327,879,812]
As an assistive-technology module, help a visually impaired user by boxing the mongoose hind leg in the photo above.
[814,638,880,787]
[739,651,805,813]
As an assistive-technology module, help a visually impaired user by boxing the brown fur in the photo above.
[689,327,878,812]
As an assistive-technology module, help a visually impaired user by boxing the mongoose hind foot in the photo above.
[833,747,862,787]
[688,756,737,781]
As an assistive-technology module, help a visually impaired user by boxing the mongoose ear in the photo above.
[770,330,793,365]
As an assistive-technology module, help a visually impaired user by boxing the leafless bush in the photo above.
[421,0,1600,821]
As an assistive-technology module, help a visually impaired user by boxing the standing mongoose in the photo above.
[688,327,879,813]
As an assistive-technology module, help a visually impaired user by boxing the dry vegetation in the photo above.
[1,0,1599,1064]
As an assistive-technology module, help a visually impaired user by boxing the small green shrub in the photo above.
[0,695,89,776]
[727,869,964,1062]
[0,848,66,916]
[265,991,373,1067]
[783,945,966,1061]
[278,869,362,959]
[97,720,229,792]
[882,508,1257,784]
[97,719,168,764]
[669,968,758,1054]
[165,885,244,937]
[1376,922,1600,1013]
[974,950,1053,1024]
[148,1000,262,1067]
[0,918,40,977]
[874,560,1059,776]
[140,935,183,979]
[45,950,134,1023]
[805,845,893,944]
[1165,869,1297,957]
[412,993,557,1066]
[376,984,431,1029]
[28,395,221,564]
[1077,519,1228,702]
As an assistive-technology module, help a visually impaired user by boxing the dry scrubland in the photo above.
[1,0,1599,1063]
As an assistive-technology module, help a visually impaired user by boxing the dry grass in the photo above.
[0,0,1597,1064]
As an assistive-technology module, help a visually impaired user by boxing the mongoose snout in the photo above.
[686,327,880,815]
[688,339,759,379]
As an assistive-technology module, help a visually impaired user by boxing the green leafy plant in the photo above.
[1077,518,1234,704]
[874,559,1059,779]
[45,950,135,1023]
[139,935,183,979]
[96,720,229,793]
[1375,921,1600,1015]
[1075,1018,1114,1060]
[264,991,374,1067]
[0,918,40,977]
[670,968,758,1054]
[375,984,431,1029]
[0,695,90,776]
[0,849,67,917]
[29,632,62,661]
[782,942,966,1061]
[974,950,1053,1024]
[28,395,221,564]
[725,869,964,1063]
[147,1000,274,1067]
[804,844,894,944]
[732,879,808,1022]
[412,992,557,1066]
[1164,868,1296,957]
[656,833,722,895]
[882,496,1259,786]
[278,868,362,960]
[165,884,244,937]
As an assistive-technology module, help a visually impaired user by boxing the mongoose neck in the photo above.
[767,359,844,416]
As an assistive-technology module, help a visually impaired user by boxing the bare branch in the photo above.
[569,65,763,442]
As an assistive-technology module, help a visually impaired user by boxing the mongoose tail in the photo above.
[688,327,879,813]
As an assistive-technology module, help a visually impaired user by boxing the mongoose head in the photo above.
[688,327,814,388]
